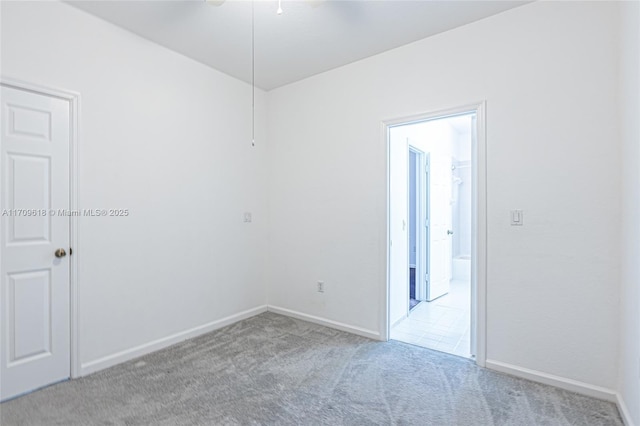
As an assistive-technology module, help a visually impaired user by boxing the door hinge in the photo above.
[425,274,429,283]
[69,247,73,255]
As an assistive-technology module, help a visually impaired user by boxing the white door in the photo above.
[1,85,71,401]
[388,133,409,325]
[427,153,452,301]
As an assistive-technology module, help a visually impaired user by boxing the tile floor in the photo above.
[390,279,471,358]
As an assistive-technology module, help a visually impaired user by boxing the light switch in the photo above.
[510,210,523,226]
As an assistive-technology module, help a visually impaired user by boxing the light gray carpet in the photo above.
[0,312,623,425]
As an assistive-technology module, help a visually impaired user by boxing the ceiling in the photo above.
[68,0,528,91]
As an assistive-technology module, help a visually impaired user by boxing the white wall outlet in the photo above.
[317,281,325,293]
[510,210,523,226]
[243,212,252,223]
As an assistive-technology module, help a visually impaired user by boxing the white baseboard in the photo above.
[80,305,268,376]
[267,305,381,340]
[485,359,617,403]
[616,392,635,426]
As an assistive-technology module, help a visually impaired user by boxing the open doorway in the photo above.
[387,106,484,361]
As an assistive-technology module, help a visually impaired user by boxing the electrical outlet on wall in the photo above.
[243,212,252,223]
[317,281,325,293]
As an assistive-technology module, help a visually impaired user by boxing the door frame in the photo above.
[0,76,81,379]
[407,145,427,303]
[421,152,430,302]
[383,101,487,367]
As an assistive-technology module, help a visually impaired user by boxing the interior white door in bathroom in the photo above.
[426,153,452,301]
[0,84,71,401]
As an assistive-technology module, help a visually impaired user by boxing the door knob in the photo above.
[447,230,454,235]
[54,248,67,258]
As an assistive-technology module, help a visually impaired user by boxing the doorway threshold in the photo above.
[391,280,471,359]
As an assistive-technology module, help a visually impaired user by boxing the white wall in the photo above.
[618,0,640,423]
[388,130,408,327]
[267,1,620,391]
[1,1,269,371]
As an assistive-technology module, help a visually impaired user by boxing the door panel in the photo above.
[8,270,52,364]
[7,154,51,243]
[427,153,452,301]
[1,85,70,401]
